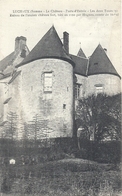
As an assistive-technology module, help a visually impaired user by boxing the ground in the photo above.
[0,158,121,196]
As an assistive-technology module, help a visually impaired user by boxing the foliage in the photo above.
[75,140,121,163]
[24,114,54,144]
[75,93,121,142]
[2,111,18,140]
[0,159,121,195]
[0,137,75,163]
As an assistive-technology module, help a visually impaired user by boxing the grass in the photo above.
[0,158,121,196]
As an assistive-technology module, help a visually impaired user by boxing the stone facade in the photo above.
[86,74,121,96]
[17,59,74,138]
[0,26,121,140]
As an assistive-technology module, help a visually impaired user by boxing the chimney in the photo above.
[63,32,69,54]
[15,36,27,53]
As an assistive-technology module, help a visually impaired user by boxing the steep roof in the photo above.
[0,52,14,72]
[16,26,74,67]
[88,44,120,78]
[77,48,86,58]
[0,38,29,78]
[70,54,88,76]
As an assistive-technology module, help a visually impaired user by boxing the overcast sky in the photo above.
[0,0,121,74]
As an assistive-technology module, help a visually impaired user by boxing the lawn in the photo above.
[0,158,121,196]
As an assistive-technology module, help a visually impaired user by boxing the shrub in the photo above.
[77,139,121,163]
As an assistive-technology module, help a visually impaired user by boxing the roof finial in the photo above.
[98,42,101,46]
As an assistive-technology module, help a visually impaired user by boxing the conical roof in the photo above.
[16,26,74,67]
[77,48,86,58]
[88,44,120,78]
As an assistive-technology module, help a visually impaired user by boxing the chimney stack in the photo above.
[63,32,69,54]
[15,36,27,53]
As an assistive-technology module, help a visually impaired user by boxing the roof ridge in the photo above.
[90,43,102,57]
[70,54,88,60]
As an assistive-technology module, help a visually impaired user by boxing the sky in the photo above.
[0,0,121,74]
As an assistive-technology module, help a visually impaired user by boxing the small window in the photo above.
[63,104,66,109]
[3,97,11,104]
[75,83,81,99]
[95,86,103,95]
[94,63,98,65]
[44,72,52,92]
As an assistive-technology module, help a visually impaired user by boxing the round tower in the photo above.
[16,26,75,139]
[86,44,121,96]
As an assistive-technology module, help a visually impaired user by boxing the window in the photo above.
[75,83,81,99]
[3,97,11,104]
[94,63,98,65]
[63,104,66,109]
[44,72,52,92]
[95,86,103,95]
[95,84,104,95]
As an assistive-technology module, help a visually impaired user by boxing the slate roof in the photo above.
[70,54,88,76]
[16,26,74,67]
[0,52,14,72]
[0,27,120,79]
[77,48,86,58]
[0,73,11,80]
[88,44,120,78]
[0,52,15,80]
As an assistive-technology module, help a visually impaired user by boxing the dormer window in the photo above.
[44,72,52,92]
[94,63,98,65]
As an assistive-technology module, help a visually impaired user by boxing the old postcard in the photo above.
[0,0,121,195]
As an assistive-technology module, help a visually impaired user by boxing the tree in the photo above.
[75,93,121,142]
[0,111,18,157]
[3,111,18,140]
[24,114,54,147]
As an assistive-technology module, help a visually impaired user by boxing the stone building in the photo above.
[0,26,121,139]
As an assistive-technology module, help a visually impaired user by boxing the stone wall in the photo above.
[17,58,74,139]
[74,74,87,108]
[0,77,11,122]
[86,74,120,96]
